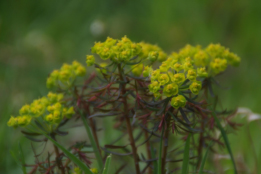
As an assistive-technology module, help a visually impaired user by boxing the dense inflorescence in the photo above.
[148,44,240,108]
[7,92,75,129]
[47,61,86,89]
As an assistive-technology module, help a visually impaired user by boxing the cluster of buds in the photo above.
[148,43,240,108]
[7,92,75,129]
[47,61,86,89]
[139,42,168,62]
[91,36,142,63]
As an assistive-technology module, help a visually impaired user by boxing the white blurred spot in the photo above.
[236,107,261,122]
[90,20,105,36]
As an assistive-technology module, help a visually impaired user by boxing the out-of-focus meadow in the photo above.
[1,0,261,173]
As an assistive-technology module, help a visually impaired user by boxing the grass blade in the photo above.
[212,111,237,174]
[18,142,26,174]
[157,128,164,174]
[151,146,157,174]
[102,154,112,174]
[80,112,104,172]
[181,133,191,174]
[198,142,212,174]
[44,134,93,174]
[10,150,22,171]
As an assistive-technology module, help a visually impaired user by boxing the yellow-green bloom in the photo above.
[151,70,161,81]
[173,63,184,72]
[149,81,160,93]
[173,73,185,84]
[132,64,143,76]
[189,81,202,94]
[158,74,170,85]
[90,168,98,174]
[159,62,170,72]
[187,69,197,81]
[143,66,153,77]
[210,58,227,74]
[158,51,168,62]
[194,50,209,67]
[7,116,18,127]
[17,115,31,127]
[148,51,159,62]
[96,63,107,74]
[19,104,30,115]
[163,83,178,97]
[197,67,208,77]
[183,61,194,71]
[65,106,75,119]
[47,92,64,103]
[170,95,187,109]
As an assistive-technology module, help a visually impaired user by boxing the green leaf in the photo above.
[198,142,212,174]
[81,112,104,172]
[212,111,237,174]
[102,154,112,174]
[151,146,158,174]
[18,142,26,174]
[10,150,22,172]
[157,128,164,174]
[44,134,93,174]
[181,133,191,174]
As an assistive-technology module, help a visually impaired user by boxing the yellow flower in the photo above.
[187,69,197,81]
[173,73,185,84]
[132,64,143,76]
[158,74,170,85]
[189,81,202,94]
[159,62,170,72]
[90,168,98,174]
[148,51,159,62]
[7,116,18,127]
[163,84,178,97]
[173,63,184,72]
[149,81,160,94]
[143,66,153,77]
[170,95,187,109]
[197,67,208,77]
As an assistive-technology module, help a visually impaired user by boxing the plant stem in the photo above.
[161,109,172,173]
[53,143,65,174]
[87,105,101,156]
[144,124,152,174]
[118,64,140,174]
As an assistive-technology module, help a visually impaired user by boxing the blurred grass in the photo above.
[1,0,261,173]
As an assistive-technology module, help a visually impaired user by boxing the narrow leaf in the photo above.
[80,112,104,172]
[19,142,26,174]
[44,134,93,174]
[198,142,212,174]
[212,111,237,174]
[151,147,158,174]
[181,134,191,174]
[102,154,112,174]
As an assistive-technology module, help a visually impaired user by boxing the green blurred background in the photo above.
[1,0,261,173]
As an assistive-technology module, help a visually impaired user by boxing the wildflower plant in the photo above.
[8,36,241,174]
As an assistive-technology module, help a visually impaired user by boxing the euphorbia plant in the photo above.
[8,36,241,174]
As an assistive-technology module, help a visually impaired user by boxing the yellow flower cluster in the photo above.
[139,42,168,62]
[174,43,240,75]
[90,36,168,68]
[47,61,86,89]
[148,43,240,108]
[91,36,142,63]
[7,92,75,128]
